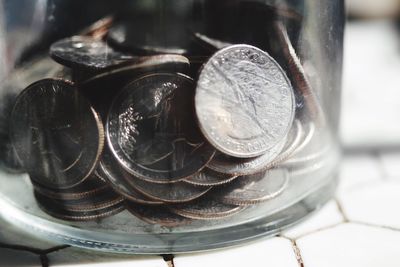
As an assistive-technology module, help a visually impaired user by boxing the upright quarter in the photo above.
[195,44,295,158]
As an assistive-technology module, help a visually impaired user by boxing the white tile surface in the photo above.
[297,223,400,267]
[338,154,382,193]
[339,181,400,228]
[283,201,344,239]
[174,238,298,267]
[341,20,400,147]
[0,248,40,267]
[379,152,400,179]
[47,247,166,267]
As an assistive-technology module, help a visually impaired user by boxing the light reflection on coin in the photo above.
[217,168,289,206]
[50,36,134,70]
[207,137,286,176]
[184,168,238,187]
[126,177,212,203]
[196,44,295,158]
[107,73,215,183]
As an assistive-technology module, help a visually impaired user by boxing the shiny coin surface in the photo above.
[218,168,289,206]
[126,177,212,203]
[108,20,189,55]
[97,151,163,205]
[10,79,104,189]
[263,119,303,168]
[290,121,316,157]
[170,198,245,220]
[126,202,192,227]
[184,168,238,187]
[50,36,134,70]
[107,73,215,183]
[196,44,295,158]
[207,137,286,176]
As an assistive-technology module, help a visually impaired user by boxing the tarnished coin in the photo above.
[184,168,238,187]
[207,137,286,176]
[126,177,212,203]
[107,73,215,183]
[97,151,163,205]
[126,202,192,227]
[170,198,245,220]
[10,79,104,189]
[31,173,109,200]
[34,189,124,212]
[36,195,125,222]
[217,168,289,206]
[195,44,295,158]
[50,36,134,70]
[107,20,190,55]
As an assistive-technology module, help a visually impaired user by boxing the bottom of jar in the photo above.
[0,166,338,254]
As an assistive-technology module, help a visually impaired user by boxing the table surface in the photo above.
[1,20,400,267]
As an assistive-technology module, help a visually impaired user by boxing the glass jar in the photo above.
[0,0,344,253]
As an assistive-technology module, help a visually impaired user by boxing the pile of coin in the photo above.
[4,3,326,225]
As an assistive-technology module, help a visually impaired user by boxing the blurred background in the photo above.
[342,0,400,150]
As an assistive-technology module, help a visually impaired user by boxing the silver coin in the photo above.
[126,177,212,203]
[217,168,289,206]
[82,54,190,84]
[207,136,286,176]
[195,44,295,158]
[262,119,303,169]
[50,36,134,70]
[170,198,246,220]
[184,168,238,187]
[126,203,192,227]
[34,189,124,213]
[107,73,215,183]
[97,151,163,205]
[290,121,316,157]
[10,79,104,189]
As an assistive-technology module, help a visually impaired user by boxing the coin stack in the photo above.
[5,3,326,225]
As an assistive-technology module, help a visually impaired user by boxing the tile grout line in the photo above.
[289,222,344,240]
[0,242,69,258]
[334,198,349,222]
[43,245,70,255]
[40,254,49,267]
[351,220,400,233]
[290,239,304,267]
